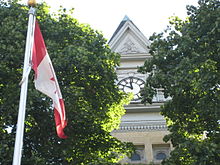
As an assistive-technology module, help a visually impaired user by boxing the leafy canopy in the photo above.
[139,0,220,164]
[0,0,133,164]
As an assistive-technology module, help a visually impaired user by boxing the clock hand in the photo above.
[124,85,132,89]
[130,81,133,89]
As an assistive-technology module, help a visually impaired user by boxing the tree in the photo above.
[138,0,220,164]
[0,0,133,164]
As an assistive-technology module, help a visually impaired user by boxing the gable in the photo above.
[108,17,150,55]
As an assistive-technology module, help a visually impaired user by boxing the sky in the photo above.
[21,0,199,40]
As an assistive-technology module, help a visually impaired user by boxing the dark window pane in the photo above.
[130,153,141,161]
[156,152,166,160]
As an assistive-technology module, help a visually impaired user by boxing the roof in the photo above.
[108,15,142,43]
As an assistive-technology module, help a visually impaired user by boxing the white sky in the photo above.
[21,0,198,40]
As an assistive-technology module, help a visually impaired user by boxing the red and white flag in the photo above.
[32,21,67,139]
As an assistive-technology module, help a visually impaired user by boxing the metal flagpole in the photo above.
[12,6,36,165]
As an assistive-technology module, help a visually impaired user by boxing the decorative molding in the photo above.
[119,38,142,54]
[113,120,167,132]
[117,71,146,79]
[108,20,150,53]
[120,53,151,61]
[114,125,167,132]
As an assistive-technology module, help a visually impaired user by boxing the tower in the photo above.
[109,16,172,164]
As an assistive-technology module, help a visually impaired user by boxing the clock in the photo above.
[118,76,145,101]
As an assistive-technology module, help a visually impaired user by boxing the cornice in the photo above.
[120,53,152,61]
[113,120,167,132]
[124,102,164,112]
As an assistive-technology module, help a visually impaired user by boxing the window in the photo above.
[128,145,145,163]
[152,144,170,162]
[130,152,141,161]
[155,151,167,160]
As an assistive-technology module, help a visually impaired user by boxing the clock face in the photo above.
[118,77,145,101]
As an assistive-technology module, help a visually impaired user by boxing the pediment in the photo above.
[109,17,150,55]
[114,31,148,54]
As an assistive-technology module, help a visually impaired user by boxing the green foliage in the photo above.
[0,0,133,164]
[138,0,220,164]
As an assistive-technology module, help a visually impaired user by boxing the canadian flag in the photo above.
[32,21,67,139]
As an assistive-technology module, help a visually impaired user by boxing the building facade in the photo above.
[109,16,172,164]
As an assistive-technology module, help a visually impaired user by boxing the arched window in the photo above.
[130,152,141,161]
[152,144,170,162]
[155,152,167,160]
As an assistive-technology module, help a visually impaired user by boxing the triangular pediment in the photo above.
[109,16,150,55]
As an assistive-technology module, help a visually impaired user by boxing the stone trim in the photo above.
[113,120,167,132]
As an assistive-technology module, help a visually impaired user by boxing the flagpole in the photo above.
[12,6,36,165]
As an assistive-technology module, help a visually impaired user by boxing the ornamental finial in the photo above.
[27,0,37,7]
